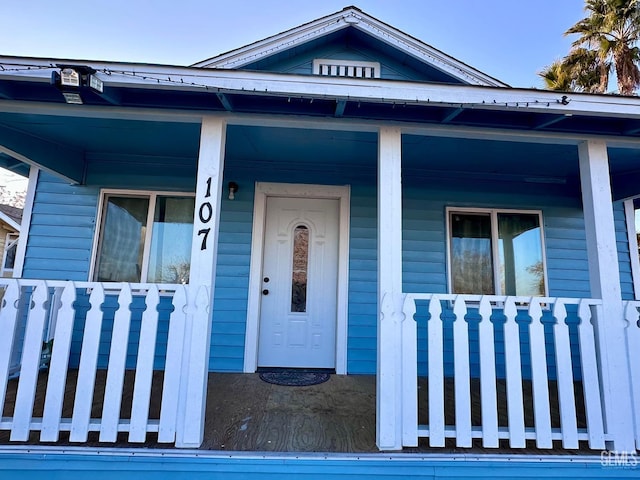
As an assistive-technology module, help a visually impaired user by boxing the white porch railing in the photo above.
[402,294,609,450]
[624,301,640,451]
[0,279,205,444]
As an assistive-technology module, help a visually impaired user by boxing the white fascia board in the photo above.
[3,57,639,119]
[192,10,351,69]
[350,17,507,87]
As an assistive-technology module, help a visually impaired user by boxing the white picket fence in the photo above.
[0,279,203,444]
[402,294,609,449]
[624,301,640,451]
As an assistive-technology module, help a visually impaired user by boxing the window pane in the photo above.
[450,213,494,294]
[497,213,544,296]
[291,225,309,312]
[4,235,18,270]
[4,243,16,269]
[148,196,194,284]
[634,198,640,266]
[96,196,149,282]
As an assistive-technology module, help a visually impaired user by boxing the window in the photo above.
[1,232,19,276]
[291,225,309,312]
[93,191,194,284]
[447,208,546,296]
[624,198,640,299]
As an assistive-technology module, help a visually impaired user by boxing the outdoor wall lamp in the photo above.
[228,182,239,200]
[51,64,103,104]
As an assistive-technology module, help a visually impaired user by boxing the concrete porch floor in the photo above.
[0,370,596,454]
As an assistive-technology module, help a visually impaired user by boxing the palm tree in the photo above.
[566,0,640,95]
[539,60,574,91]
[539,48,610,93]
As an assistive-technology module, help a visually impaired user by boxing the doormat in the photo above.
[259,370,331,387]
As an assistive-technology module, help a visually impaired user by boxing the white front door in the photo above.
[257,196,339,369]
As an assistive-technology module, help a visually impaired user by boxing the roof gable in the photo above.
[0,204,21,231]
[193,6,508,87]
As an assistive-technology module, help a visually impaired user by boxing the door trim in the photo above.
[243,182,350,374]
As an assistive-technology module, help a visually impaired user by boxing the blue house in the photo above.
[0,6,639,478]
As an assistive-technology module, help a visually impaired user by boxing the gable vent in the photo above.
[313,59,380,79]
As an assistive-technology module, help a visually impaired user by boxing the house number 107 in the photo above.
[197,177,213,250]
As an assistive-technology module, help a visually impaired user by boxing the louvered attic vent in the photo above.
[313,59,381,78]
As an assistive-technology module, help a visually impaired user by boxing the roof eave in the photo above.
[1,57,640,120]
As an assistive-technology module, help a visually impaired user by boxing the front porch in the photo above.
[1,280,638,454]
[0,369,604,455]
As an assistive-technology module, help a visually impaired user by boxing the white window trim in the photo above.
[445,207,549,297]
[244,182,350,375]
[1,232,19,276]
[89,189,195,283]
[312,58,381,78]
[623,198,640,300]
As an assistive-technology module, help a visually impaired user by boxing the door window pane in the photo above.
[450,213,494,294]
[148,196,195,284]
[497,213,544,296]
[291,225,309,312]
[96,196,149,282]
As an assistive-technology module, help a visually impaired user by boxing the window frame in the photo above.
[89,189,195,283]
[445,207,549,297]
[623,198,640,299]
[1,232,19,276]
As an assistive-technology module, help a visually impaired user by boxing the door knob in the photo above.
[262,289,269,295]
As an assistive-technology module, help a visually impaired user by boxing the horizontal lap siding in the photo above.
[402,179,590,380]
[209,193,253,372]
[347,185,377,374]
[22,173,99,281]
[24,167,617,376]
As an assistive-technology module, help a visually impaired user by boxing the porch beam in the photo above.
[533,115,568,130]
[578,140,635,451]
[441,107,463,123]
[377,126,407,450]
[216,93,233,112]
[335,100,347,117]
[176,116,227,448]
[0,123,84,184]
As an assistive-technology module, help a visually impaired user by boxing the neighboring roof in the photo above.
[0,204,22,231]
[193,6,508,88]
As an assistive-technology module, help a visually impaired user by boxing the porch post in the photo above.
[175,116,227,448]
[377,126,405,450]
[578,139,635,451]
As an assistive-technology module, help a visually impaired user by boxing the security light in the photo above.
[51,64,103,104]
[60,68,81,87]
[88,74,103,93]
[62,92,83,105]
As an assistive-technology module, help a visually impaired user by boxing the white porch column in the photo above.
[578,140,635,451]
[175,116,227,447]
[377,126,406,450]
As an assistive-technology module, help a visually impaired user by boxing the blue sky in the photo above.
[0,1,587,88]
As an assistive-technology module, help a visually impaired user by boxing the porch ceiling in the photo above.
[0,72,639,197]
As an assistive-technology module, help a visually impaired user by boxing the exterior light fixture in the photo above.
[61,92,83,105]
[228,182,239,200]
[51,64,104,104]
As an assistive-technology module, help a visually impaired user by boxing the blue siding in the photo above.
[1,451,637,479]
[23,173,99,281]
[25,157,606,376]
[241,29,465,84]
